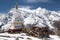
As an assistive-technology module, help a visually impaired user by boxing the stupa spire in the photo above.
[16,3,18,9]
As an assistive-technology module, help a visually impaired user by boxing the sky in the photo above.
[0,0,60,13]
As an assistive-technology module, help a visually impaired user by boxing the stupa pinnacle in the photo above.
[16,3,18,9]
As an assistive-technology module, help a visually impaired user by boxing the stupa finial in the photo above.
[16,3,18,9]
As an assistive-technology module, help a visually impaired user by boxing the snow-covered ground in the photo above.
[50,35,60,40]
[0,33,41,40]
[0,33,60,40]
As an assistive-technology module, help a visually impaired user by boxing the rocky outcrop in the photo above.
[8,26,54,38]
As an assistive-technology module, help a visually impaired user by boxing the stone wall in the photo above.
[8,27,54,38]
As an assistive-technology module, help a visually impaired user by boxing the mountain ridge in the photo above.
[1,7,60,31]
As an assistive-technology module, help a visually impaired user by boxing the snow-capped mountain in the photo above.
[0,14,7,29]
[1,7,60,31]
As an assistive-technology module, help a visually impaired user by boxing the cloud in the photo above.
[19,6,33,9]
[25,0,52,3]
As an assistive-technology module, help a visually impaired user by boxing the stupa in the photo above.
[8,3,24,33]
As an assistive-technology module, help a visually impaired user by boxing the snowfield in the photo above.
[0,33,41,40]
[0,33,60,40]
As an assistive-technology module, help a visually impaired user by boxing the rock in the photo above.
[27,37,32,40]
[7,26,52,38]
[16,37,19,40]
